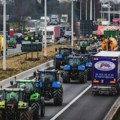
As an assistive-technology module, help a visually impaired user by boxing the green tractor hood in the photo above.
[0,100,5,109]
[30,93,40,101]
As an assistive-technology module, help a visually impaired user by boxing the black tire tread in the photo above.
[54,87,63,106]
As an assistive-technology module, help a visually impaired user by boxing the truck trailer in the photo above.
[92,51,120,95]
[42,25,60,44]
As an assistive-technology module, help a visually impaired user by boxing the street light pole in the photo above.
[44,0,47,57]
[3,0,6,70]
[101,3,103,20]
[80,0,82,20]
[94,0,95,21]
[90,0,92,20]
[71,0,74,47]
[119,2,120,24]
[108,1,111,24]
[86,0,88,20]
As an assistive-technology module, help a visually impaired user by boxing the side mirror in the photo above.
[10,81,14,86]
[33,71,36,77]
[55,48,57,52]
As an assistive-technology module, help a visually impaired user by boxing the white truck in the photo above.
[92,51,120,95]
[61,14,68,23]
[50,14,59,25]
[42,25,60,44]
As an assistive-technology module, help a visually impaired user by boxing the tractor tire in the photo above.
[53,87,63,106]
[31,102,40,120]
[63,72,70,83]
[87,68,92,81]
[0,110,5,120]
[55,59,60,70]
[79,71,87,83]
[40,97,45,117]
[20,108,33,120]
[6,110,15,120]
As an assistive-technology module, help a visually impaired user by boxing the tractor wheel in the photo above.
[53,87,63,106]
[0,110,5,120]
[40,97,45,117]
[87,68,92,81]
[6,110,15,120]
[31,102,40,120]
[63,72,70,83]
[54,59,60,70]
[20,108,33,120]
[79,71,87,83]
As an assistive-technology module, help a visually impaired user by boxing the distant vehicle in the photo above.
[25,19,40,32]
[61,55,87,83]
[112,18,120,25]
[92,51,120,95]
[40,16,50,24]
[0,35,3,55]
[101,21,110,26]
[7,36,17,48]
[96,18,107,25]
[14,33,23,44]
[50,14,60,25]
[64,26,71,39]
[0,34,8,55]
[61,14,68,23]
[42,25,60,44]
[54,47,73,69]
[40,17,50,30]
[33,70,63,106]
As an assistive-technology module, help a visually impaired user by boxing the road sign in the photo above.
[21,41,42,52]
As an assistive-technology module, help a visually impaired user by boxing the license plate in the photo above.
[7,104,13,107]
[100,91,109,94]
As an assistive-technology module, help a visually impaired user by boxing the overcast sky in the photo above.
[100,0,120,3]
[59,0,120,3]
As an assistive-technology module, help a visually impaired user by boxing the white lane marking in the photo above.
[50,84,92,120]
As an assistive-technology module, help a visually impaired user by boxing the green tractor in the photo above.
[0,88,32,120]
[77,40,90,54]
[16,79,45,119]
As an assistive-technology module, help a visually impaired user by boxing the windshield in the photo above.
[39,72,56,82]
[84,55,91,62]
[47,31,53,35]
[69,58,81,66]
[60,48,71,55]
[17,82,34,92]
[79,41,88,46]
[66,27,71,31]
[26,20,40,28]
[4,91,22,102]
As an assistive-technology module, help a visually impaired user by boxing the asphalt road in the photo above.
[41,81,91,120]
[55,88,118,120]
[39,66,118,120]
[7,44,22,56]
[0,37,67,59]
[40,79,118,120]
[0,41,118,120]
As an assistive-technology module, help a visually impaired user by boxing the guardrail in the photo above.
[0,60,53,88]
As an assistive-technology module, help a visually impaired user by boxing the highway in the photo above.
[7,44,22,56]
[0,42,118,120]
[0,44,22,59]
[0,37,67,59]
[39,75,118,120]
